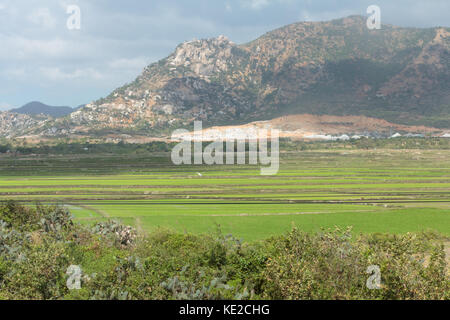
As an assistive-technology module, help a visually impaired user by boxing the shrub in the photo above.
[0,202,448,300]
[92,220,137,248]
[0,201,41,231]
[1,240,70,299]
[262,228,449,300]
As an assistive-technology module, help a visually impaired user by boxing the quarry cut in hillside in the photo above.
[171,114,446,141]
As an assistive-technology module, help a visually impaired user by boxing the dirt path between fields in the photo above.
[75,203,146,235]
[187,209,376,217]
[77,204,110,218]
[134,217,145,235]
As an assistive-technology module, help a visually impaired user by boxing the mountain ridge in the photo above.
[11,101,74,118]
[2,15,449,139]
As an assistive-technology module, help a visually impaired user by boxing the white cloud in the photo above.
[39,67,103,81]
[0,102,14,111]
[300,9,356,22]
[4,67,26,78]
[108,57,148,70]
[0,34,98,61]
[241,0,293,10]
[244,0,270,10]
[27,7,56,29]
[16,37,67,58]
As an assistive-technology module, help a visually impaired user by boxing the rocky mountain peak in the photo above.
[168,35,236,77]
[0,111,50,138]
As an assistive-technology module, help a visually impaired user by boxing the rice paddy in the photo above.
[0,148,449,241]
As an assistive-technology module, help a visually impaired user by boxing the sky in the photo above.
[0,0,449,110]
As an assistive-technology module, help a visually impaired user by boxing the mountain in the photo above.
[4,15,450,138]
[0,112,51,138]
[11,101,74,118]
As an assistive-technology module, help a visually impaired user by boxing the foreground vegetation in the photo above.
[0,202,448,300]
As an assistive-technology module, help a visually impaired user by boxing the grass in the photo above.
[114,208,448,242]
[0,147,449,241]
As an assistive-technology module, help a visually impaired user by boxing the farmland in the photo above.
[0,145,449,241]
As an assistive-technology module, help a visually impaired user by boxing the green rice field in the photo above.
[0,148,449,241]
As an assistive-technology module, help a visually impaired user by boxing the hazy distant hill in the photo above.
[11,101,74,118]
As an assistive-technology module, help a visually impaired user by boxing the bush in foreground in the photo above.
[0,202,448,300]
